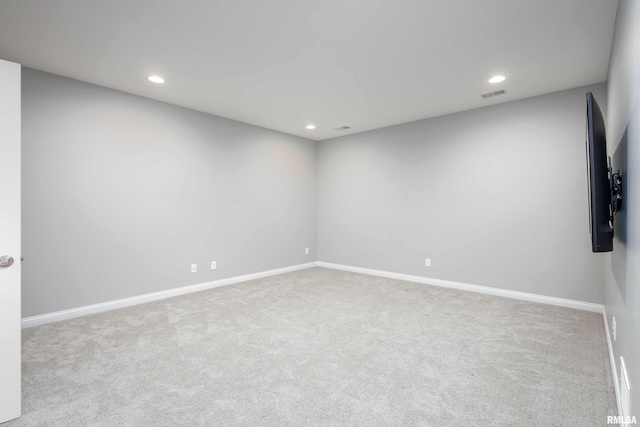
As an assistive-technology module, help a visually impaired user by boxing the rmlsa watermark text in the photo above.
[608,415,637,424]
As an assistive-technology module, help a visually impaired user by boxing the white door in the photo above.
[0,59,21,423]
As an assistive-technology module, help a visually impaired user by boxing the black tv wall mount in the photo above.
[609,156,623,215]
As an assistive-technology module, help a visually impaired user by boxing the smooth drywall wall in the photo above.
[22,68,317,318]
[318,84,606,303]
[605,0,640,417]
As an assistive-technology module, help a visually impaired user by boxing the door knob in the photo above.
[0,256,14,267]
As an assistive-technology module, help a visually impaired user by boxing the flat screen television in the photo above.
[585,92,622,252]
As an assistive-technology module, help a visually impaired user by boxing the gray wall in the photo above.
[22,66,613,319]
[318,84,607,303]
[604,0,640,416]
[22,68,317,318]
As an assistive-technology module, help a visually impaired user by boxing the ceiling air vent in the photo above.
[481,89,507,99]
[335,126,352,131]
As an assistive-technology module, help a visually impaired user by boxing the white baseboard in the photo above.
[603,307,623,417]
[21,262,318,329]
[316,261,604,313]
[24,260,604,329]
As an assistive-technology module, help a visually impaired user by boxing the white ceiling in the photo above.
[0,0,617,141]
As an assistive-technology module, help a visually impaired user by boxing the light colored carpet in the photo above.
[4,267,616,426]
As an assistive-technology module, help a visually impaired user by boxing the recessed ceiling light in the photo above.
[306,125,316,130]
[148,75,165,84]
[489,75,506,84]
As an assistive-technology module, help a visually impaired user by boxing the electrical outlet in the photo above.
[305,248,309,255]
[191,263,197,273]
[425,258,431,267]
[620,357,631,421]
[612,316,617,341]
[211,261,217,270]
